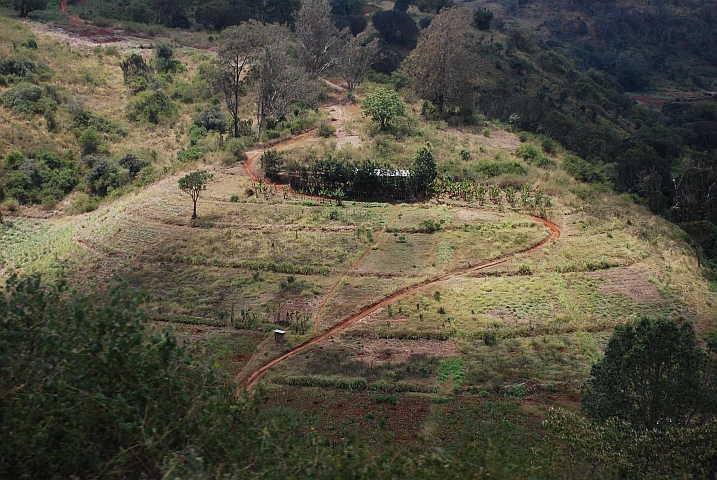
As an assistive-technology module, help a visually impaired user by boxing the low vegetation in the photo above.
[1,0,717,477]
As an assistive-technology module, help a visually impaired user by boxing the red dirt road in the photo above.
[240,215,561,390]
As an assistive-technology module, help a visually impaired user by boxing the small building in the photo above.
[274,329,286,344]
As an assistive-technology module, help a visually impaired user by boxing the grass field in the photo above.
[2,14,717,476]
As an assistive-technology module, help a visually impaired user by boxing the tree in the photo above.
[680,220,716,268]
[410,143,437,197]
[338,31,380,101]
[330,0,365,15]
[12,0,48,17]
[371,10,419,45]
[473,8,493,30]
[154,42,180,73]
[296,0,342,77]
[393,0,410,12]
[195,0,252,30]
[581,318,713,430]
[360,87,405,130]
[402,7,477,113]
[178,170,213,219]
[254,24,315,137]
[213,22,265,138]
[151,0,191,25]
[0,182,5,224]
[246,0,301,25]
[260,149,283,181]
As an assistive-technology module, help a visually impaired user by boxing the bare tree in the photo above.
[295,0,342,77]
[213,21,265,138]
[402,7,477,113]
[338,30,380,101]
[254,24,316,136]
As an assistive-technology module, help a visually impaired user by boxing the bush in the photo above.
[118,153,149,179]
[127,90,176,123]
[3,150,25,170]
[78,127,101,155]
[222,137,247,162]
[83,155,129,197]
[317,122,335,138]
[192,106,227,133]
[0,82,42,114]
[541,136,557,155]
[563,155,607,183]
[176,147,203,163]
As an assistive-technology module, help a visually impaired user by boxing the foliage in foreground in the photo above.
[0,275,549,479]
[546,317,717,478]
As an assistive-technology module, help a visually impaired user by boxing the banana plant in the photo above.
[504,186,517,206]
[476,184,486,206]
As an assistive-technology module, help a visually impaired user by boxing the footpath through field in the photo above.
[235,84,562,391]
[239,215,560,390]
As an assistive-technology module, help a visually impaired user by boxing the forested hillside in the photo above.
[1,0,717,478]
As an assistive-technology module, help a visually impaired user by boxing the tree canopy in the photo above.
[402,7,477,113]
[360,87,405,130]
[178,169,213,219]
[12,0,48,18]
[296,0,342,77]
[581,317,716,429]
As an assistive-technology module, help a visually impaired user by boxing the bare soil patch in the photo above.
[589,267,663,304]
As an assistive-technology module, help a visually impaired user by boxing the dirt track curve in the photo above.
[240,216,560,390]
[237,86,561,391]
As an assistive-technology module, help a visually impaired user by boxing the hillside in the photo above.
[1,4,717,479]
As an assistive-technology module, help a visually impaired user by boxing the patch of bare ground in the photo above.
[589,266,664,304]
[341,337,461,364]
[328,103,363,149]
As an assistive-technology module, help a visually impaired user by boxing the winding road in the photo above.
[236,92,562,392]
[239,215,560,390]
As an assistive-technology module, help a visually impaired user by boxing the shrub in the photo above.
[375,395,398,405]
[541,136,557,155]
[120,53,151,83]
[118,153,149,179]
[83,155,129,197]
[192,106,227,133]
[176,147,203,163]
[563,155,607,183]
[230,195,239,202]
[78,127,101,155]
[222,138,246,162]
[0,82,42,114]
[3,150,25,170]
[21,38,38,49]
[514,143,540,161]
[127,90,175,124]
[317,122,335,138]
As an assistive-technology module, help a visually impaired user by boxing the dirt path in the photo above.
[240,215,561,390]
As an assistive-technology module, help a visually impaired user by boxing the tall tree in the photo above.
[296,0,342,77]
[680,220,716,268]
[195,0,252,31]
[581,318,712,430]
[178,170,213,219]
[13,0,48,17]
[254,24,315,136]
[338,30,379,101]
[409,143,437,197]
[151,0,191,25]
[402,7,477,113]
[246,0,300,25]
[213,21,265,138]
